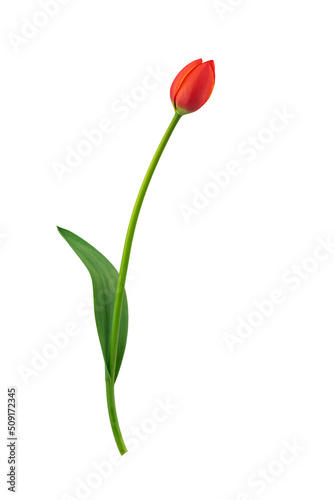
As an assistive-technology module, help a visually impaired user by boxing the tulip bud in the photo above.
[170,59,215,116]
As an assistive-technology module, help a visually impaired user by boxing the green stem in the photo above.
[105,377,127,455]
[107,112,182,453]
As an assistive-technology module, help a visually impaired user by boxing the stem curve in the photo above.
[107,112,182,454]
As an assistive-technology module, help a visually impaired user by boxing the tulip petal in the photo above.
[174,60,215,114]
[170,59,203,106]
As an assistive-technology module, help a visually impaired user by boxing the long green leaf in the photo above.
[57,227,128,381]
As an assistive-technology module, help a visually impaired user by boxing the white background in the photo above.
[1,0,334,499]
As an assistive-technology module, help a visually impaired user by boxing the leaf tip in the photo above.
[57,226,67,237]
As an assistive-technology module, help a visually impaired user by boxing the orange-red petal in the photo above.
[174,60,215,114]
[170,59,203,107]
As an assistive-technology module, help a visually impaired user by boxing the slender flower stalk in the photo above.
[107,112,181,454]
[105,377,127,454]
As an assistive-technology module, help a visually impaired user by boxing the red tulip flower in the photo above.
[58,57,216,456]
[170,59,215,115]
